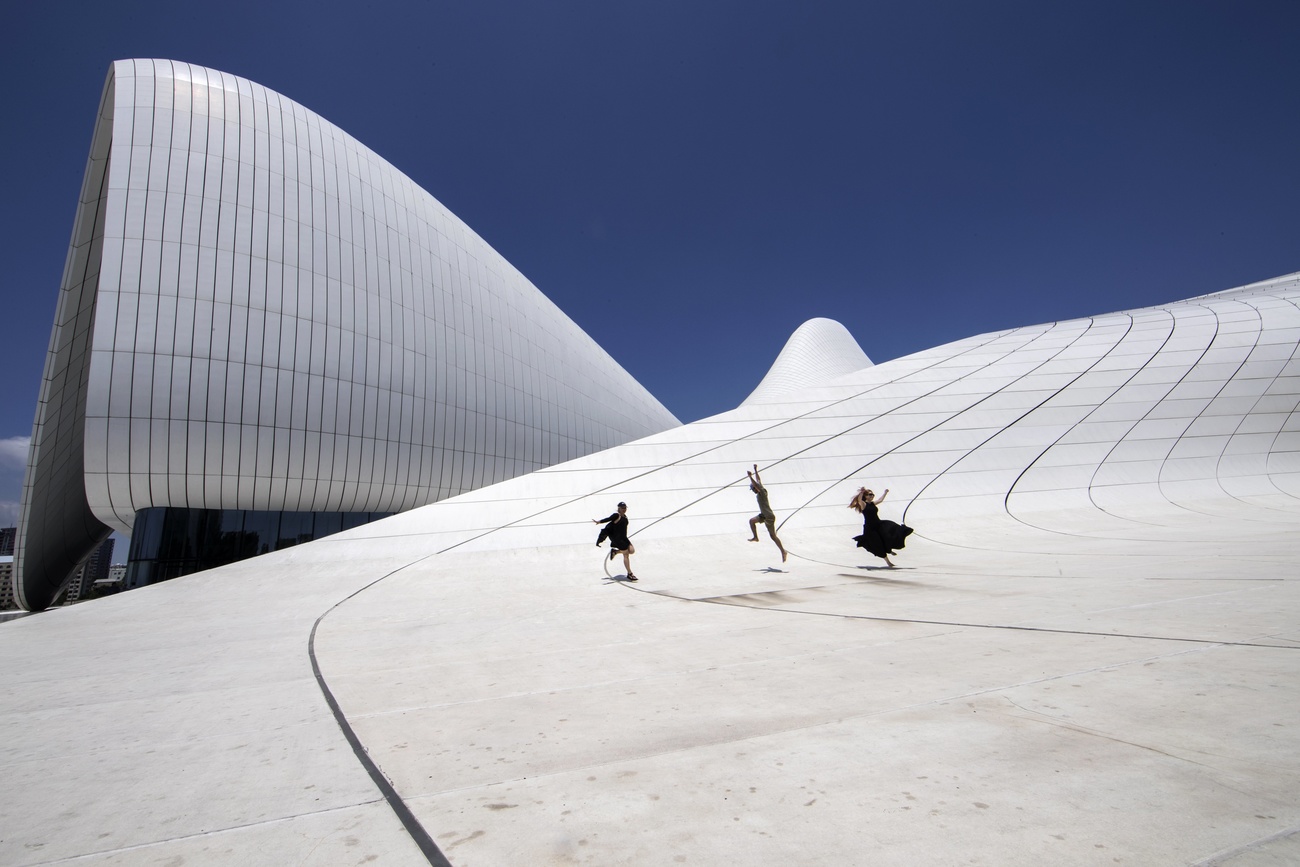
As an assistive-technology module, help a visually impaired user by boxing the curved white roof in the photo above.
[741,317,872,405]
[15,60,679,610]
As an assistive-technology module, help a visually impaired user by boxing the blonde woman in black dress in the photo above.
[849,486,912,567]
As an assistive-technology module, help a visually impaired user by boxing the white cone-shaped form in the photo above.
[741,317,872,405]
[13,59,680,611]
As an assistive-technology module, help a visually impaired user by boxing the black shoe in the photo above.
[626,574,637,581]
[609,550,617,561]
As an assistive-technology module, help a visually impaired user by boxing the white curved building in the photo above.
[354,271,1300,556]
[740,316,872,405]
[722,275,1300,537]
[3,273,1298,866]
[14,60,678,611]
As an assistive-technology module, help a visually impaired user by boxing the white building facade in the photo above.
[15,59,678,611]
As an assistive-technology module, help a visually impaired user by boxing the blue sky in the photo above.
[2,1,1298,528]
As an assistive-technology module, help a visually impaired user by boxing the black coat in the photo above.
[597,513,631,549]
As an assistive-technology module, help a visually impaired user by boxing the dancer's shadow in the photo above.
[839,570,926,586]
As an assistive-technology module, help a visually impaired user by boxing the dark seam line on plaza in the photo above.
[789,546,1298,566]
[309,299,1291,859]
[295,340,1016,859]
[672,593,1300,650]
[308,557,454,867]
[20,801,391,866]
[1188,822,1300,867]
[294,331,1027,859]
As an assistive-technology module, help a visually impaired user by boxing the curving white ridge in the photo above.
[740,317,872,405]
[14,59,679,610]
[357,270,1300,554]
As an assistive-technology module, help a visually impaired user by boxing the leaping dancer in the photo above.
[746,464,788,563]
[594,501,637,581]
[849,486,912,567]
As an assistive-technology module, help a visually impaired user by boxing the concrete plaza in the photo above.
[2,481,1298,866]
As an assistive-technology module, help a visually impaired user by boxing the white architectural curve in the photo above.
[740,316,872,405]
[347,272,1300,558]
[14,59,679,610]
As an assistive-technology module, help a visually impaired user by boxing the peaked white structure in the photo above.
[14,60,679,610]
[741,317,872,405]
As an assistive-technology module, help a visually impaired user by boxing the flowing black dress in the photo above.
[854,502,913,559]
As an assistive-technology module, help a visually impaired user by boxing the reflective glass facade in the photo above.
[125,507,390,589]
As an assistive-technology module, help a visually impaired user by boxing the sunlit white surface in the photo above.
[741,316,872,405]
[3,272,1298,865]
[15,59,678,610]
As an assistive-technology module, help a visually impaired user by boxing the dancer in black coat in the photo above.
[594,501,637,580]
[849,486,912,568]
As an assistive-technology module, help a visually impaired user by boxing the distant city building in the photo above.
[0,555,14,610]
[0,527,14,557]
[62,538,115,605]
[13,59,679,611]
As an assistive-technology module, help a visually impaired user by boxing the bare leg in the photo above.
[884,554,895,568]
[623,544,636,579]
[747,516,760,541]
[765,523,788,562]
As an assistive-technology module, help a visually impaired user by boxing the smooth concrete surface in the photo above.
[4,274,1300,864]
[2,503,1297,865]
[312,518,1299,866]
[0,553,429,865]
